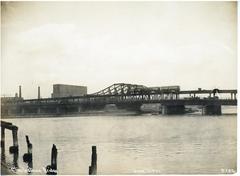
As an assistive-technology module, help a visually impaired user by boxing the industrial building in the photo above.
[52,84,87,98]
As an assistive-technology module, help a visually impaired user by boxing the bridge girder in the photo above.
[92,83,148,96]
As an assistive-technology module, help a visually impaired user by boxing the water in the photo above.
[1,107,237,174]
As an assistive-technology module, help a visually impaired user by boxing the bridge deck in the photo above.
[2,98,237,106]
[1,88,237,107]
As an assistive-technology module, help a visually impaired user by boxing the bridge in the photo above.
[1,83,237,116]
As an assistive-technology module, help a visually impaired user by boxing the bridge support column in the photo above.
[162,105,185,115]
[56,107,60,114]
[7,109,11,116]
[37,107,41,114]
[176,94,179,99]
[202,105,222,115]
[234,93,237,100]
[78,106,82,113]
[21,108,25,115]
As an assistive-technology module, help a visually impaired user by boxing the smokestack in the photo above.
[38,86,41,99]
[19,86,22,98]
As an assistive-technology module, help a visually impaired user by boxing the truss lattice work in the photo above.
[92,83,180,96]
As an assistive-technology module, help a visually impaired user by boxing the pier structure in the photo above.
[1,121,19,153]
[1,83,237,116]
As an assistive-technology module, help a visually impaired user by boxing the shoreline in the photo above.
[1,112,237,119]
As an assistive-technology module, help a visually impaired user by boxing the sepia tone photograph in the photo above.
[0,1,238,175]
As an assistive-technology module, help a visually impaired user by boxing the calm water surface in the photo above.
[2,107,237,174]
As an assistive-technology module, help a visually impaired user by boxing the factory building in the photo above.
[52,84,87,98]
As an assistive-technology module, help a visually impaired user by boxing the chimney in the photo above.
[38,86,41,99]
[19,85,22,98]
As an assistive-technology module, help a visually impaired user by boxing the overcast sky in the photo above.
[1,2,237,99]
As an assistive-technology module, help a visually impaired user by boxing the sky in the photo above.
[1,2,237,99]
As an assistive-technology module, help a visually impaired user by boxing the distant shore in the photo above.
[1,110,142,119]
[1,111,237,119]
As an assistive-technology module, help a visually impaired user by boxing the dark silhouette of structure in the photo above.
[1,83,237,116]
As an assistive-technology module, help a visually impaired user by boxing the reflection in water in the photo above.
[27,161,33,174]
[12,152,19,172]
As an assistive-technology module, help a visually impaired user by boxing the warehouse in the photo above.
[52,84,87,98]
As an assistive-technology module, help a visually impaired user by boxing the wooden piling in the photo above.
[12,126,18,147]
[9,126,19,153]
[1,126,6,163]
[1,127,5,148]
[46,144,57,175]
[89,146,97,175]
[51,144,57,170]
[89,166,92,175]
[0,121,18,153]
[23,135,32,163]
[13,151,19,169]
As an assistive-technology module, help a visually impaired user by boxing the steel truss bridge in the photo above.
[1,83,238,116]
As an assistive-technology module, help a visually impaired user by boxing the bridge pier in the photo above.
[176,94,179,99]
[21,108,25,115]
[230,93,237,100]
[78,106,82,113]
[56,107,60,114]
[161,105,185,115]
[37,107,41,114]
[7,109,12,116]
[116,102,142,112]
[202,105,222,115]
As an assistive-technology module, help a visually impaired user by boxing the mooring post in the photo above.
[89,146,97,175]
[51,144,57,171]
[1,127,5,148]
[12,126,18,147]
[89,166,92,175]
[46,144,57,175]
[26,136,33,155]
[9,126,19,153]
[23,135,32,163]
[13,151,19,169]
[1,127,6,163]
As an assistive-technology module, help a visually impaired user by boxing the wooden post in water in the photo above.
[1,121,18,154]
[89,166,92,175]
[1,127,6,163]
[23,135,32,163]
[1,127,5,148]
[51,144,57,171]
[46,144,57,175]
[12,127,18,146]
[9,126,19,153]
[89,146,97,175]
